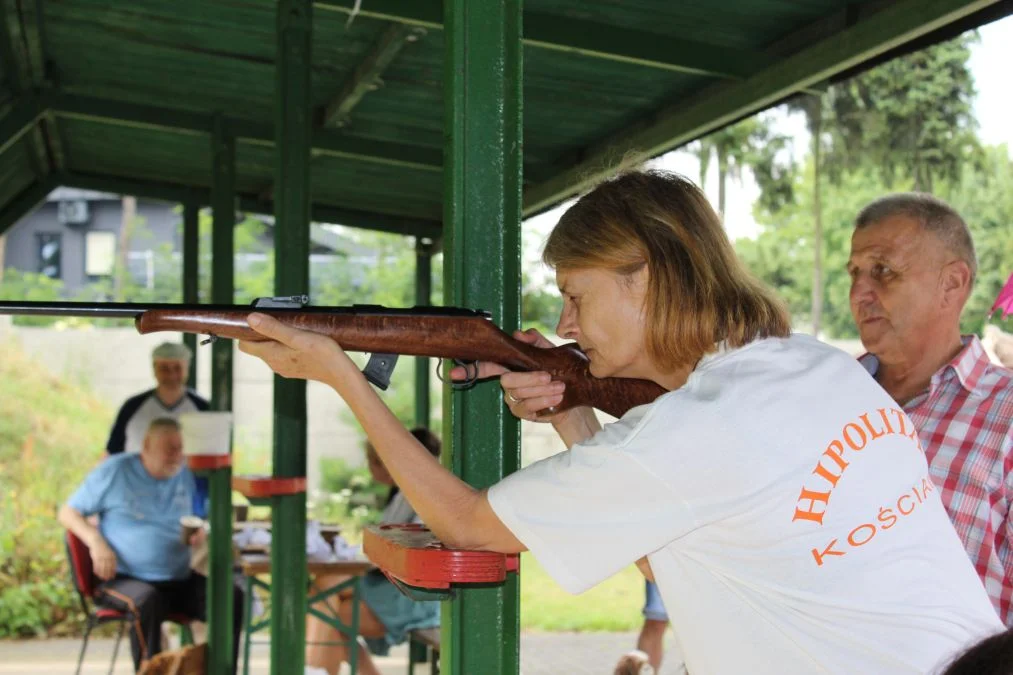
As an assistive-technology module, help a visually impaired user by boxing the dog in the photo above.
[138,642,207,675]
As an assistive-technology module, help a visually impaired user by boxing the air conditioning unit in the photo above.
[57,200,90,225]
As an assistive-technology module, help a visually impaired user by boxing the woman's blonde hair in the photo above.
[543,170,790,370]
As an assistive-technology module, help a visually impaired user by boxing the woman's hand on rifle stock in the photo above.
[451,327,581,428]
[239,312,357,388]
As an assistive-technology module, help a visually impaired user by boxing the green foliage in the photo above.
[940,144,1013,335]
[0,271,67,326]
[825,34,979,192]
[0,339,110,637]
[694,117,788,217]
[312,457,388,537]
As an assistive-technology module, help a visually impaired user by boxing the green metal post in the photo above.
[209,114,236,675]
[442,0,522,673]
[272,1,312,673]
[211,114,235,412]
[182,198,199,386]
[414,239,434,429]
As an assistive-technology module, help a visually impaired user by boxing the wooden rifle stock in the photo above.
[0,301,666,417]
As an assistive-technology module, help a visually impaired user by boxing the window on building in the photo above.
[37,233,62,279]
[85,230,116,277]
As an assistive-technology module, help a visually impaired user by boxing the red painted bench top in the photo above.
[363,523,519,589]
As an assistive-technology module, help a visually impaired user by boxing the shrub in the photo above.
[0,338,110,637]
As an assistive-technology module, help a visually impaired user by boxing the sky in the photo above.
[524,14,1013,258]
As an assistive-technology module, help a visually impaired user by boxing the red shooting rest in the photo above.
[363,523,519,590]
[232,475,306,499]
[186,454,232,471]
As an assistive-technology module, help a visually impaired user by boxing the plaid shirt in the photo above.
[860,336,1013,624]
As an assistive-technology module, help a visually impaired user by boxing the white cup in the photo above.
[179,411,233,455]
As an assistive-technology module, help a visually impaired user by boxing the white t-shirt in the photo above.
[106,388,210,455]
[382,489,421,525]
[489,334,1002,675]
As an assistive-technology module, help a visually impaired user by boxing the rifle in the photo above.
[0,296,666,417]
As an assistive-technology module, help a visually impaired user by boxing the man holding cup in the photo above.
[58,418,244,673]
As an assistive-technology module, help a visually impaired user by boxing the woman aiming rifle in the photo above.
[240,170,1001,674]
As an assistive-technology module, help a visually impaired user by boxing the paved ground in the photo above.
[0,632,671,674]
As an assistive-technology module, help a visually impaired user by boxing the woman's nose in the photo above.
[556,307,577,340]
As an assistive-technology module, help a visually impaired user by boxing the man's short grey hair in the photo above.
[855,193,977,282]
[151,341,192,361]
[146,417,181,436]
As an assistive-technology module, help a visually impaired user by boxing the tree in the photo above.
[826,34,979,192]
[940,144,1013,335]
[781,93,828,337]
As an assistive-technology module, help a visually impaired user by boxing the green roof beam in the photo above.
[237,196,442,239]
[0,96,44,156]
[0,176,54,238]
[52,171,442,237]
[56,171,196,204]
[523,12,772,79]
[321,23,425,128]
[49,93,442,172]
[314,0,769,78]
[521,0,1002,215]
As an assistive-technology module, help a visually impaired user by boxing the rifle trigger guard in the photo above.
[363,353,399,391]
[438,359,479,390]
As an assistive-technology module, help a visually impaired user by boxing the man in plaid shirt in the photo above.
[848,193,1013,625]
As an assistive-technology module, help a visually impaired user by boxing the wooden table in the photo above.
[238,553,374,675]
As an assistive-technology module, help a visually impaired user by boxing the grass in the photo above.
[520,553,644,632]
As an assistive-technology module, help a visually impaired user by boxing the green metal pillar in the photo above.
[211,114,235,412]
[182,198,199,386]
[208,114,236,675]
[442,0,522,673]
[271,1,312,673]
[414,239,434,429]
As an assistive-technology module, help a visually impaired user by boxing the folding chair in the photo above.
[65,530,194,674]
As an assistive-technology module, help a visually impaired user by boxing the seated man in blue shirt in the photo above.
[58,417,243,673]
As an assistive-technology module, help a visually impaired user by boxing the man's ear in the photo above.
[940,260,973,309]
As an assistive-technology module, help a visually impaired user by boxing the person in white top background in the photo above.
[304,427,442,675]
[239,169,1002,675]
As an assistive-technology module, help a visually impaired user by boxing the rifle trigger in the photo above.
[200,334,218,346]
[363,353,399,390]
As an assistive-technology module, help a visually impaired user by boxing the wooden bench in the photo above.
[407,627,440,675]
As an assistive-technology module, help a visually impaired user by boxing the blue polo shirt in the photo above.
[67,454,196,582]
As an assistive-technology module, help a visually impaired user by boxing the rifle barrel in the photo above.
[0,301,489,320]
[0,301,153,318]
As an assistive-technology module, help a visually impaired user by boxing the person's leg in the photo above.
[637,619,669,670]
[171,572,244,675]
[638,580,669,669]
[336,599,387,675]
[97,576,167,671]
[305,573,353,675]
